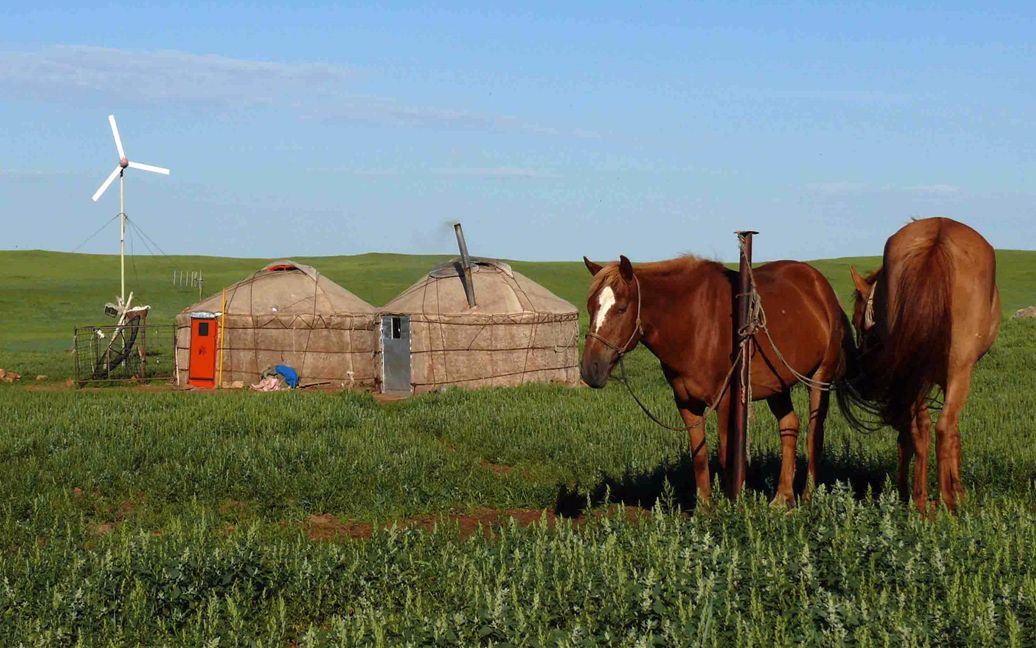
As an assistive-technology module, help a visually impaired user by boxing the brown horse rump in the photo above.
[849,217,1000,427]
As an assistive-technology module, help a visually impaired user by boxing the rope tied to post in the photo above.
[736,234,837,393]
[597,235,838,465]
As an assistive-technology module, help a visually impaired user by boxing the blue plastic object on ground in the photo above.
[273,364,299,388]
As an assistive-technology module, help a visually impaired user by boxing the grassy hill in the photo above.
[1,248,1032,378]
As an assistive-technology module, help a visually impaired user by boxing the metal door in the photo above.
[188,315,218,388]
[381,314,411,393]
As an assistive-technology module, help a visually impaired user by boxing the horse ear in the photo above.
[618,255,634,282]
[849,266,872,295]
[583,256,603,276]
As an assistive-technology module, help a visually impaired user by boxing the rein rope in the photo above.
[615,348,742,433]
[738,248,837,392]
[587,275,741,434]
[589,245,840,440]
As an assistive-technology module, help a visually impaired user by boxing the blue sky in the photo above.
[1,2,1033,262]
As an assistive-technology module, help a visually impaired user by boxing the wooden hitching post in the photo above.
[726,230,757,499]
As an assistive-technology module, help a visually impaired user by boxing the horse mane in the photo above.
[590,255,724,294]
[862,224,954,426]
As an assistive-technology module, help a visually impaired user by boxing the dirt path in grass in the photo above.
[304,505,652,541]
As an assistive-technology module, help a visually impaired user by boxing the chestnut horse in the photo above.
[581,255,854,505]
[848,217,1000,511]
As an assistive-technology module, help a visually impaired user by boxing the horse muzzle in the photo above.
[580,350,616,389]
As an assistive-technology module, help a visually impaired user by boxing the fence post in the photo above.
[173,325,178,386]
[726,230,757,499]
[73,328,80,386]
[139,320,147,381]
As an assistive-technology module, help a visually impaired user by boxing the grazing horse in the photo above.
[848,217,1000,511]
[581,254,854,505]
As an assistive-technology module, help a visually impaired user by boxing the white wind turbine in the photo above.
[91,114,170,304]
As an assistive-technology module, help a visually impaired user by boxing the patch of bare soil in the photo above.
[305,513,374,541]
[303,505,654,543]
[406,507,557,538]
[373,392,410,404]
[26,383,72,392]
[587,504,654,526]
[480,460,515,476]
[115,498,139,521]
[85,496,143,537]
[92,522,117,536]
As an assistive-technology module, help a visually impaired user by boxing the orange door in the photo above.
[188,317,219,388]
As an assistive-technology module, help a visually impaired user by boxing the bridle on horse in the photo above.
[864,280,877,330]
[583,274,716,440]
[856,280,878,349]
[584,275,643,357]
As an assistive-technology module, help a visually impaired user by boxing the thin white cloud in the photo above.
[761,89,912,105]
[0,169,53,177]
[0,45,589,137]
[0,45,353,104]
[300,165,556,178]
[318,97,573,136]
[804,181,871,196]
[572,128,603,140]
[903,183,960,195]
[805,181,961,197]
[432,166,558,179]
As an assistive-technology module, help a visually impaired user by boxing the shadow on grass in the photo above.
[554,451,893,517]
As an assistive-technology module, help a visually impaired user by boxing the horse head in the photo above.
[580,255,644,388]
[850,265,880,345]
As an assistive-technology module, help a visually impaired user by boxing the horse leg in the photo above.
[766,393,799,507]
[936,366,973,510]
[679,407,710,505]
[912,401,932,511]
[805,384,830,495]
[896,420,915,503]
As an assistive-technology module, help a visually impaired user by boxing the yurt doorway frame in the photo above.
[380,314,411,393]
[188,312,219,389]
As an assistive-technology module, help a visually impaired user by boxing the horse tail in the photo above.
[874,240,953,427]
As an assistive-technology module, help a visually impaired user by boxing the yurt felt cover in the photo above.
[379,259,580,392]
[175,261,377,388]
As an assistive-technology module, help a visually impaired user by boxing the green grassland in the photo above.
[0,249,1034,645]
[1,248,1032,373]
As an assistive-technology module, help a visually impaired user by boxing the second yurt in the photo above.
[377,254,580,394]
[175,261,377,389]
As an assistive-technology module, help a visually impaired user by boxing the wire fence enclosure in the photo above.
[73,323,176,385]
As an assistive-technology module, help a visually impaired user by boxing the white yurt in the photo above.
[377,258,580,393]
[175,261,376,389]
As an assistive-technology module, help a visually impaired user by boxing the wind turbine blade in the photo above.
[92,166,121,201]
[127,161,170,175]
[108,115,126,159]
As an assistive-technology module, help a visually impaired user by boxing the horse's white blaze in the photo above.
[592,286,616,333]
